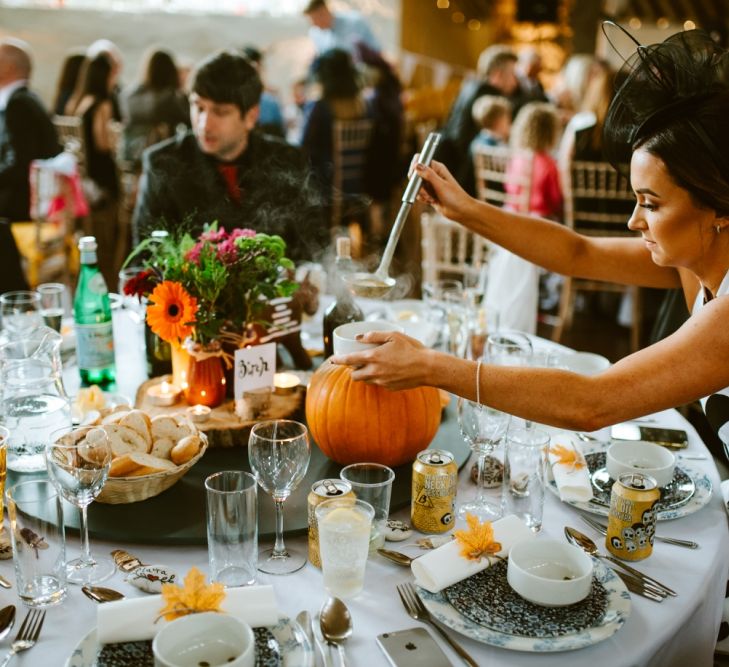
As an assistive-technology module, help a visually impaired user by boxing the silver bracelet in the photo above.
[476,358,482,405]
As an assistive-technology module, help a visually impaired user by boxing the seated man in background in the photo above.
[133,50,327,263]
[0,37,60,292]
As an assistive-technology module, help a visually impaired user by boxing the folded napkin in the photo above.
[411,514,533,593]
[548,433,593,503]
[97,585,278,645]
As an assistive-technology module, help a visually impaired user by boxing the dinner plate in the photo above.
[547,447,713,521]
[417,559,631,652]
[65,614,314,667]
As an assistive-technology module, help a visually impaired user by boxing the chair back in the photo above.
[420,210,490,288]
[473,144,534,212]
[331,118,374,226]
[563,160,635,236]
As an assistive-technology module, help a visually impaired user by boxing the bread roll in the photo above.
[109,453,140,477]
[120,410,152,449]
[101,410,129,426]
[151,415,187,442]
[170,435,201,465]
[150,437,175,460]
[105,424,150,457]
[126,452,177,476]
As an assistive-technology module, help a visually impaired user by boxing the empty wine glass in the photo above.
[486,332,534,429]
[0,291,42,338]
[37,283,67,333]
[248,419,310,575]
[423,279,464,351]
[457,397,511,520]
[46,425,115,584]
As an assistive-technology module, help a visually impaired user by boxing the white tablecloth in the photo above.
[20,310,727,667]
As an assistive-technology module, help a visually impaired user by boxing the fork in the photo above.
[580,514,699,550]
[396,582,478,667]
[0,609,45,667]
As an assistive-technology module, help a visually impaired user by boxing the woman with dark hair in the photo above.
[53,51,85,116]
[120,48,189,167]
[332,29,729,465]
[301,48,371,209]
[72,53,120,287]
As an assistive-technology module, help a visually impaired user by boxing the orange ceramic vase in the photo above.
[184,355,226,407]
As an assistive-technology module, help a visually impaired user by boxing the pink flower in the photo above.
[217,238,239,264]
[200,227,227,242]
[186,242,204,265]
[230,228,256,240]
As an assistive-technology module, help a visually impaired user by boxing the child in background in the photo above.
[468,94,512,158]
[506,101,563,219]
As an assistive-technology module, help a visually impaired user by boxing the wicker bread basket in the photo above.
[97,432,208,504]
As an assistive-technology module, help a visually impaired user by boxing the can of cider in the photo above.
[307,479,355,568]
[606,472,660,561]
[411,449,457,533]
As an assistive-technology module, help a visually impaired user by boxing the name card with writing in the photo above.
[234,343,276,399]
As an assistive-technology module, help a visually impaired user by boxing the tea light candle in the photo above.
[186,404,211,424]
[274,372,300,395]
[147,380,181,407]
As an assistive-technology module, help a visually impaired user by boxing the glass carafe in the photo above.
[0,326,72,472]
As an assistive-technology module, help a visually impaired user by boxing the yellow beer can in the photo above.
[606,472,660,561]
[411,449,457,534]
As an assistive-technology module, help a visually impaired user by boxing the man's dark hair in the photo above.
[303,0,326,14]
[190,50,263,116]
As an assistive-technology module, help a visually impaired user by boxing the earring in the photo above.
[717,225,723,234]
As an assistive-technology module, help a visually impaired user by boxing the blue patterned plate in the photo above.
[547,446,713,521]
[64,614,314,667]
[417,559,631,652]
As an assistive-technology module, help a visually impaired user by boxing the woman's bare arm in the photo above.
[415,161,681,290]
[331,296,729,431]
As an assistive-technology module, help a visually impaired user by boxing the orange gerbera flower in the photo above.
[146,281,197,344]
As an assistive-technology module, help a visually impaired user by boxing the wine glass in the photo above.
[46,425,115,584]
[248,419,310,575]
[423,279,464,351]
[486,332,534,429]
[457,397,511,520]
[37,283,67,333]
[0,291,42,338]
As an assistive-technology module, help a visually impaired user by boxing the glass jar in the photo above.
[184,354,226,408]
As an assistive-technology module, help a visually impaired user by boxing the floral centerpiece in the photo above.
[123,223,297,407]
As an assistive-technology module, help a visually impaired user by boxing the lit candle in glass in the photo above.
[186,404,211,423]
[274,372,300,395]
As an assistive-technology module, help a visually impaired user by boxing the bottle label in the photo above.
[76,322,114,369]
[88,273,108,296]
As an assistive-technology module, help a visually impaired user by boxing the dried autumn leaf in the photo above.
[454,513,502,562]
[159,567,226,621]
[550,444,586,471]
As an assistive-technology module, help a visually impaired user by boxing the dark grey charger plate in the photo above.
[8,403,470,545]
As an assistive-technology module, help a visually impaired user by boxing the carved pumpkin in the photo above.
[305,360,442,467]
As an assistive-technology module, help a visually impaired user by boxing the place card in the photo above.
[233,343,276,400]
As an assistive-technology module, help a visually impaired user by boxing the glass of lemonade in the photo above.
[316,498,374,599]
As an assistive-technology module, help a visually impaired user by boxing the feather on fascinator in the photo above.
[603,25,729,176]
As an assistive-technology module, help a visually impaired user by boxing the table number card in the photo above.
[234,343,276,399]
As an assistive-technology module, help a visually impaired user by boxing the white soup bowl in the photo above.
[606,440,676,488]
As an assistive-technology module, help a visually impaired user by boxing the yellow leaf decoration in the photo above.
[159,567,226,622]
[550,444,586,472]
[454,514,503,562]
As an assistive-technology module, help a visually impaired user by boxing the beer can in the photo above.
[307,479,355,568]
[411,449,457,533]
[606,472,660,561]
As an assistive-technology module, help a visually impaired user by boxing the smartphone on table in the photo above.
[376,627,453,667]
[610,424,689,449]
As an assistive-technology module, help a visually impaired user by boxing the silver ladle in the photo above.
[346,132,442,299]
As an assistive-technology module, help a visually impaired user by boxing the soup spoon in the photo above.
[319,597,353,667]
[82,585,125,603]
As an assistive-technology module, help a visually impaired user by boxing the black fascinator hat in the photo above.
[603,26,729,209]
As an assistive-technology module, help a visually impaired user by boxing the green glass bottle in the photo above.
[74,236,116,387]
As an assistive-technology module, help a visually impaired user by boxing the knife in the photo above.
[296,609,331,667]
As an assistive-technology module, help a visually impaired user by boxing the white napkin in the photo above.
[96,585,278,644]
[411,514,534,593]
[548,432,593,503]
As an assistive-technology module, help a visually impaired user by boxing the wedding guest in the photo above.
[0,37,60,291]
[513,48,548,107]
[333,29,729,466]
[468,94,512,158]
[303,0,380,60]
[120,48,190,168]
[53,51,85,117]
[133,50,326,262]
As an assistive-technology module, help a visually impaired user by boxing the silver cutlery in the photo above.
[296,610,327,667]
[397,582,479,667]
[565,527,677,597]
[377,548,416,566]
[82,585,125,603]
[0,607,15,642]
[0,608,45,667]
[580,514,699,550]
[613,571,665,602]
[0,576,11,590]
[313,613,335,667]
[319,597,352,667]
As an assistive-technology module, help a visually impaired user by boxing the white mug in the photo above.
[333,321,403,355]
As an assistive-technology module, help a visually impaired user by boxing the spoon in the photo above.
[319,597,353,667]
[82,585,125,603]
[0,575,11,590]
[564,527,677,597]
[377,548,415,566]
[296,610,331,667]
[0,606,15,642]
[346,132,441,299]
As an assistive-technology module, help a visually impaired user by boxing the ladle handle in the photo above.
[375,132,441,278]
[402,132,442,204]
